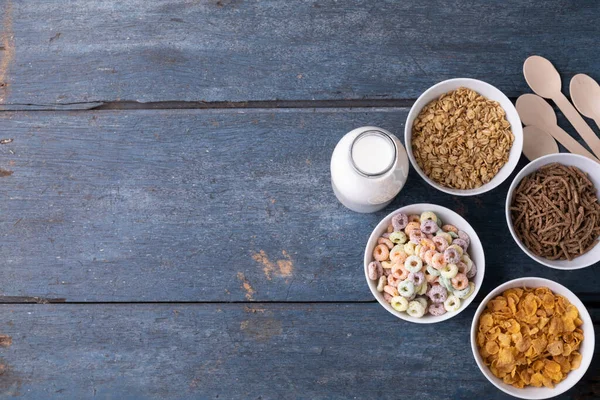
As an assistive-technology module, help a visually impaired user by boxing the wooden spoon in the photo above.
[570,73,600,130]
[523,55,600,158]
[515,94,598,162]
[522,126,558,161]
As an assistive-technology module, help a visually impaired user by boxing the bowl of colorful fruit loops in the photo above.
[365,204,485,323]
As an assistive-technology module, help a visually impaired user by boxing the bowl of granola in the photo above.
[405,78,523,196]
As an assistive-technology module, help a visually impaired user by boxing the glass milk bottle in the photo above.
[331,126,409,213]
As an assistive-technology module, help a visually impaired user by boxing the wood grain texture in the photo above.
[1,0,599,106]
[0,303,597,399]
[0,109,598,302]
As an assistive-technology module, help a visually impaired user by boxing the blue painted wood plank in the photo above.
[0,109,598,302]
[0,0,599,106]
[0,303,597,399]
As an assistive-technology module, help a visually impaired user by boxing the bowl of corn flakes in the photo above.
[470,277,594,399]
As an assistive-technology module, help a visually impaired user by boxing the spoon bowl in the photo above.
[522,126,558,161]
[515,94,557,127]
[570,74,600,120]
[523,55,561,98]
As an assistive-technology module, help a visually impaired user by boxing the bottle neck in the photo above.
[349,129,397,178]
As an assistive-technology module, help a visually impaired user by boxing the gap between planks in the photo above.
[0,300,599,308]
[0,97,521,112]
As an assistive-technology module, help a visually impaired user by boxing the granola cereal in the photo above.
[412,87,514,190]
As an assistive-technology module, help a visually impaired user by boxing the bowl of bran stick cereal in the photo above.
[405,78,523,196]
[506,153,600,269]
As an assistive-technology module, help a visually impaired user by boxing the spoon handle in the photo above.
[545,124,599,163]
[553,92,600,158]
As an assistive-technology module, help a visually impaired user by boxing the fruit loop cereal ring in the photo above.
[423,249,437,266]
[381,261,393,269]
[453,284,470,299]
[441,263,458,279]
[461,254,473,269]
[425,271,439,284]
[428,303,446,316]
[408,271,425,286]
[373,244,389,261]
[452,238,469,253]
[426,264,440,277]
[367,261,383,280]
[392,213,409,231]
[387,272,401,287]
[397,280,415,298]
[432,252,446,270]
[417,282,428,295]
[403,242,416,255]
[406,300,426,318]
[387,224,394,233]
[418,245,429,261]
[443,247,460,264]
[409,230,426,244]
[456,261,469,275]
[414,296,428,311]
[439,276,453,292]
[389,231,408,244]
[466,261,477,279]
[404,255,423,273]
[389,245,408,264]
[420,238,436,252]
[457,230,470,247]
[382,232,391,238]
[384,285,399,297]
[441,224,458,233]
[451,272,468,290]
[436,231,452,244]
[427,284,448,303]
[420,211,438,224]
[391,263,409,280]
[448,231,459,239]
[464,282,475,299]
[383,268,391,277]
[391,296,408,312]
[432,236,449,252]
[383,292,393,303]
[404,221,421,235]
[408,214,421,223]
[376,276,387,292]
[414,245,422,258]
[420,219,439,234]
[447,244,464,257]
[443,295,461,312]
[378,237,394,250]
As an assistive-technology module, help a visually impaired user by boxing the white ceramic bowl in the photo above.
[404,78,524,196]
[471,277,595,399]
[505,153,600,269]
[364,203,485,323]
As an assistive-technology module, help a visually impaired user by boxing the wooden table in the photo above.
[0,1,598,398]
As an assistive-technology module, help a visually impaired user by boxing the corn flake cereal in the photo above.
[476,287,584,389]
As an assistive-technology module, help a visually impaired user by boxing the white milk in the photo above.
[331,127,409,213]
[351,132,396,176]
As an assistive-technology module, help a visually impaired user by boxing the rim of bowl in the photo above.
[505,153,600,270]
[404,78,523,196]
[364,203,485,324]
[470,277,595,399]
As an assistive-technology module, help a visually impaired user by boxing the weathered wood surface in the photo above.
[0,109,598,302]
[0,0,599,107]
[0,303,597,399]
